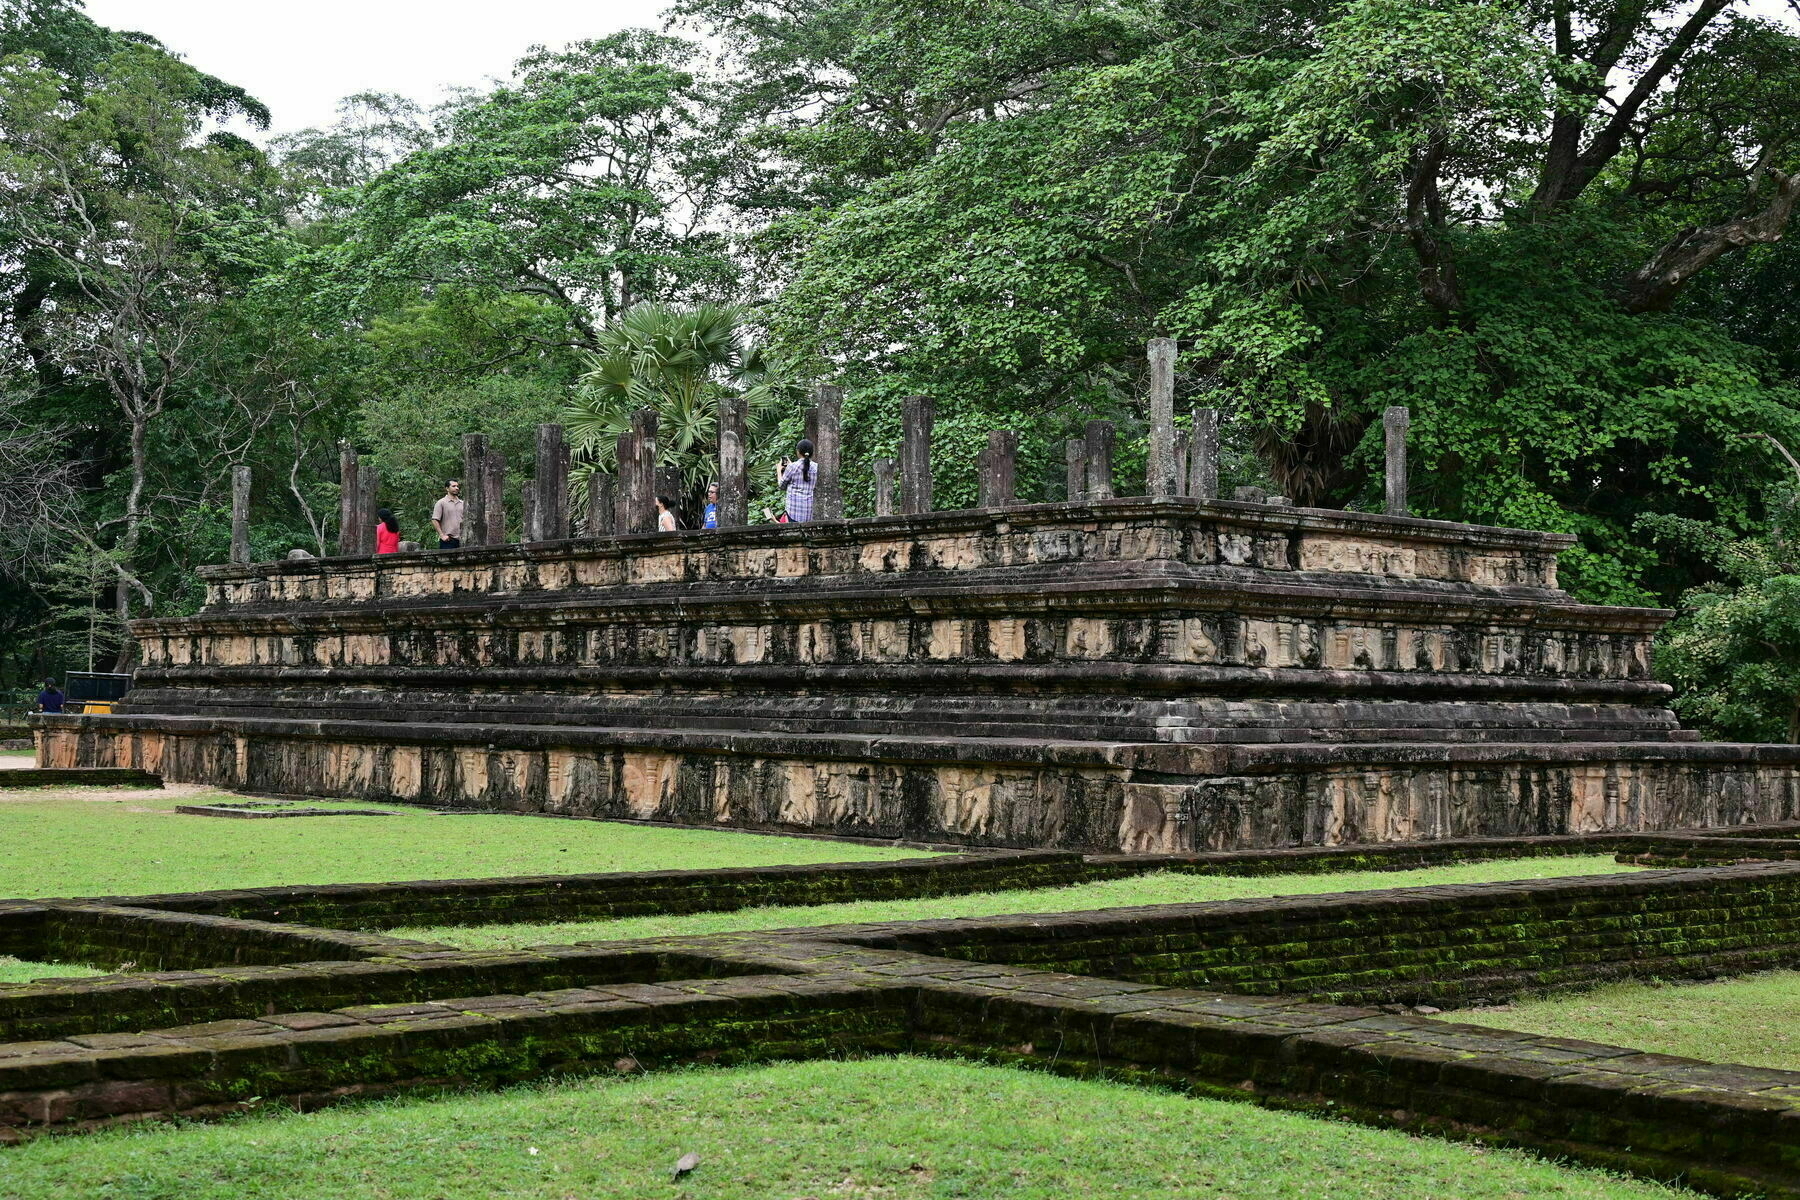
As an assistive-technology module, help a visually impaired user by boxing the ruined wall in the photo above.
[38,720,1800,853]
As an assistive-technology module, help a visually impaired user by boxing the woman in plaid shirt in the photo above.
[778,439,817,523]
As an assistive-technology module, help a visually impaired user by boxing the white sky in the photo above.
[81,0,1799,144]
[82,0,670,137]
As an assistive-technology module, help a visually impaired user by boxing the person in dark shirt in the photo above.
[35,680,64,713]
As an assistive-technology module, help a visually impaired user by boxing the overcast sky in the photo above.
[82,0,670,137]
[83,0,1799,143]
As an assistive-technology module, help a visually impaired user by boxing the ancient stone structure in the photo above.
[36,494,1800,851]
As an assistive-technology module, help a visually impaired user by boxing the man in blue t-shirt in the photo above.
[702,481,720,529]
[35,679,64,713]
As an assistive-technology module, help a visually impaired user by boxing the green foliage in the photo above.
[741,0,1800,599]
[358,377,566,542]
[305,30,740,352]
[1647,511,1800,743]
[564,304,802,514]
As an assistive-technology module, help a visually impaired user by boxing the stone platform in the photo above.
[35,499,1800,851]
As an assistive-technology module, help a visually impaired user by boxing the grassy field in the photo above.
[0,955,104,985]
[1443,970,1800,1071]
[397,854,1639,948]
[0,790,925,899]
[0,1056,1695,1200]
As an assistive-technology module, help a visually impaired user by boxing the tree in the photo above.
[307,31,741,362]
[720,0,1800,602]
[0,17,285,639]
[1648,506,1800,742]
[562,303,800,517]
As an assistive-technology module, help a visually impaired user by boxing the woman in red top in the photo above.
[375,509,402,555]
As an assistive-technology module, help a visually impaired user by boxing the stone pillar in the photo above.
[1083,420,1114,501]
[979,430,1018,508]
[1146,337,1178,498]
[521,487,540,543]
[873,458,897,517]
[1384,405,1410,517]
[530,424,570,541]
[461,434,488,547]
[613,432,637,533]
[1191,408,1220,500]
[718,396,748,528]
[631,409,659,533]
[812,384,844,520]
[336,441,360,556]
[586,472,616,536]
[1065,439,1086,502]
[229,465,251,564]
[554,435,572,538]
[357,464,382,555]
[1173,429,1191,498]
[481,451,508,543]
[900,395,934,515]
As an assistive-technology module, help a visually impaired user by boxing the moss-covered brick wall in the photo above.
[839,860,1800,1006]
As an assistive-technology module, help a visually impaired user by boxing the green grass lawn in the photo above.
[0,1056,1694,1200]
[0,790,926,899]
[1442,970,1800,1072]
[0,955,104,985]
[397,854,1639,949]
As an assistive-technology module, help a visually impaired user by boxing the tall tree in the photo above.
[726,0,1800,602]
[308,30,741,361]
[0,4,284,639]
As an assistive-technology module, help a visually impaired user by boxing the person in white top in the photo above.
[432,480,466,549]
[655,494,680,532]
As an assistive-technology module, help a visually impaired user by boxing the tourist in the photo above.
[656,494,680,532]
[34,678,64,714]
[702,482,720,529]
[431,479,465,549]
[761,505,789,524]
[778,439,817,523]
[376,509,402,555]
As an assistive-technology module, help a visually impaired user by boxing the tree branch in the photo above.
[1620,168,1800,312]
[1405,131,1462,315]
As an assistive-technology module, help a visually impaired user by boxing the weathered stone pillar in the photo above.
[586,472,616,536]
[1065,439,1086,501]
[613,432,637,533]
[530,424,570,541]
[357,464,382,554]
[229,465,251,564]
[461,434,488,546]
[900,395,934,515]
[1173,429,1191,498]
[812,384,844,520]
[481,451,508,543]
[1384,405,1410,517]
[1083,420,1114,501]
[521,487,540,543]
[1146,337,1178,498]
[1191,408,1220,500]
[873,458,897,517]
[336,441,360,556]
[718,396,748,528]
[979,430,1018,508]
[632,409,659,533]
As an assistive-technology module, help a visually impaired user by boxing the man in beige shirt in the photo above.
[432,480,465,549]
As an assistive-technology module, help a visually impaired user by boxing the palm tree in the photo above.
[562,304,799,520]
